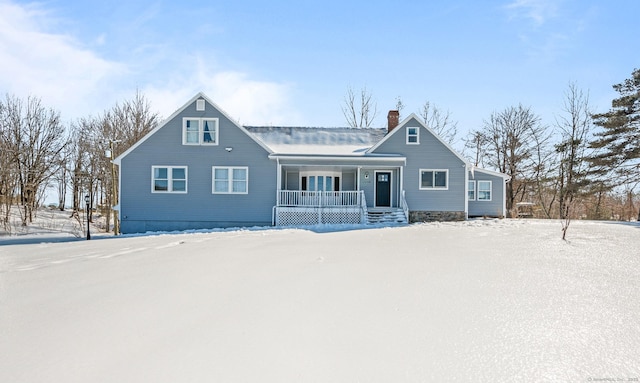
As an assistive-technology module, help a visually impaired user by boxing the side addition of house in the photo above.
[114,93,508,234]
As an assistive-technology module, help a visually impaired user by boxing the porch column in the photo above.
[276,158,281,201]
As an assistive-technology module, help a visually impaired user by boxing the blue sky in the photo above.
[1,0,638,142]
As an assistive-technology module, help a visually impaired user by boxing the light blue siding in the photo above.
[371,118,466,213]
[342,171,357,191]
[468,170,506,217]
[119,98,276,233]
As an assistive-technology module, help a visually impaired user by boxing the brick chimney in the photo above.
[387,110,399,133]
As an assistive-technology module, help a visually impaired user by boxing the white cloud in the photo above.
[144,58,301,126]
[0,1,126,119]
[0,1,300,126]
[505,0,559,26]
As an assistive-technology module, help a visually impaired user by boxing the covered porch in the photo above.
[271,155,408,226]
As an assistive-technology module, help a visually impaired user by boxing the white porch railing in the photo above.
[277,190,364,207]
[274,190,368,225]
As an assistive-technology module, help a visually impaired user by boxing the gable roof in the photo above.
[245,126,386,155]
[470,166,511,180]
[114,92,272,165]
[367,113,470,166]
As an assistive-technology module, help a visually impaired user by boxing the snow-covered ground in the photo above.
[1,219,639,382]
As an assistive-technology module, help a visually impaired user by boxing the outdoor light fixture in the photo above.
[84,195,91,240]
[225,147,233,152]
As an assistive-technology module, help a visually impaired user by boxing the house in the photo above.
[114,93,509,233]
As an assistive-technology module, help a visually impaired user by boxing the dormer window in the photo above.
[183,118,219,145]
[407,127,419,144]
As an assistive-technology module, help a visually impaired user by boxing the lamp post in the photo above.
[105,139,121,235]
[85,195,91,240]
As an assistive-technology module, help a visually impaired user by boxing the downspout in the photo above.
[464,163,469,220]
[503,177,509,218]
[274,157,281,226]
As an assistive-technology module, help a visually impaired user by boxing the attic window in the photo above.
[183,118,219,145]
[407,127,419,144]
[196,99,205,111]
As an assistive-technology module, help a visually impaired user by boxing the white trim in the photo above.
[268,154,406,163]
[151,166,188,193]
[374,170,393,208]
[299,171,341,192]
[502,178,507,217]
[419,169,449,190]
[477,180,492,201]
[471,167,511,180]
[367,113,469,166]
[468,180,476,201]
[115,92,273,165]
[182,117,219,146]
[464,164,469,218]
[406,126,419,144]
[212,166,249,194]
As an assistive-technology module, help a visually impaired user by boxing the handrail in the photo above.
[401,190,409,222]
[360,191,368,224]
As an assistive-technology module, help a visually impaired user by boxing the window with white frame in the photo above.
[407,126,419,144]
[420,169,448,190]
[300,171,340,191]
[212,166,248,194]
[152,166,187,193]
[183,118,218,145]
[478,180,492,201]
[468,180,476,200]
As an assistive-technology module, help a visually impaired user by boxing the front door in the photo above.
[375,172,391,207]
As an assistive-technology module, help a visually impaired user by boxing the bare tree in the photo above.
[421,101,458,145]
[481,104,544,216]
[1,95,68,225]
[555,83,593,240]
[529,122,557,219]
[464,129,488,167]
[395,96,405,120]
[342,86,378,128]
[100,90,160,234]
[0,101,19,231]
[65,90,160,234]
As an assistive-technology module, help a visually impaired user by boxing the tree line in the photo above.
[0,90,159,234]
[343,68,640,235]
[1,69,638,235]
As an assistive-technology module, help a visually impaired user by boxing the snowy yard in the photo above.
[1,219,639,382]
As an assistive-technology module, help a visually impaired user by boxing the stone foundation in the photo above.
[409,211,466,223]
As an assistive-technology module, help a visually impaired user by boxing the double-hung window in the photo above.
[468,180,476,200]
[407,127,419,144]
[420,169,448,190]
[152,166,187,193]
[183,118,219,145]
[478,180,492,201]
[212,166,248,194]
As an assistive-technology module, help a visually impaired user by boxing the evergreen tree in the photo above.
[589,69,640,192]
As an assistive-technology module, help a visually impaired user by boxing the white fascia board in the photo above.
[471,167,511,180]
[367,113,471,167]
[114,92,273,165]
[268,154,406,163]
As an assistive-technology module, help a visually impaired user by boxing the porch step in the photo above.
[367,208,408,225]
